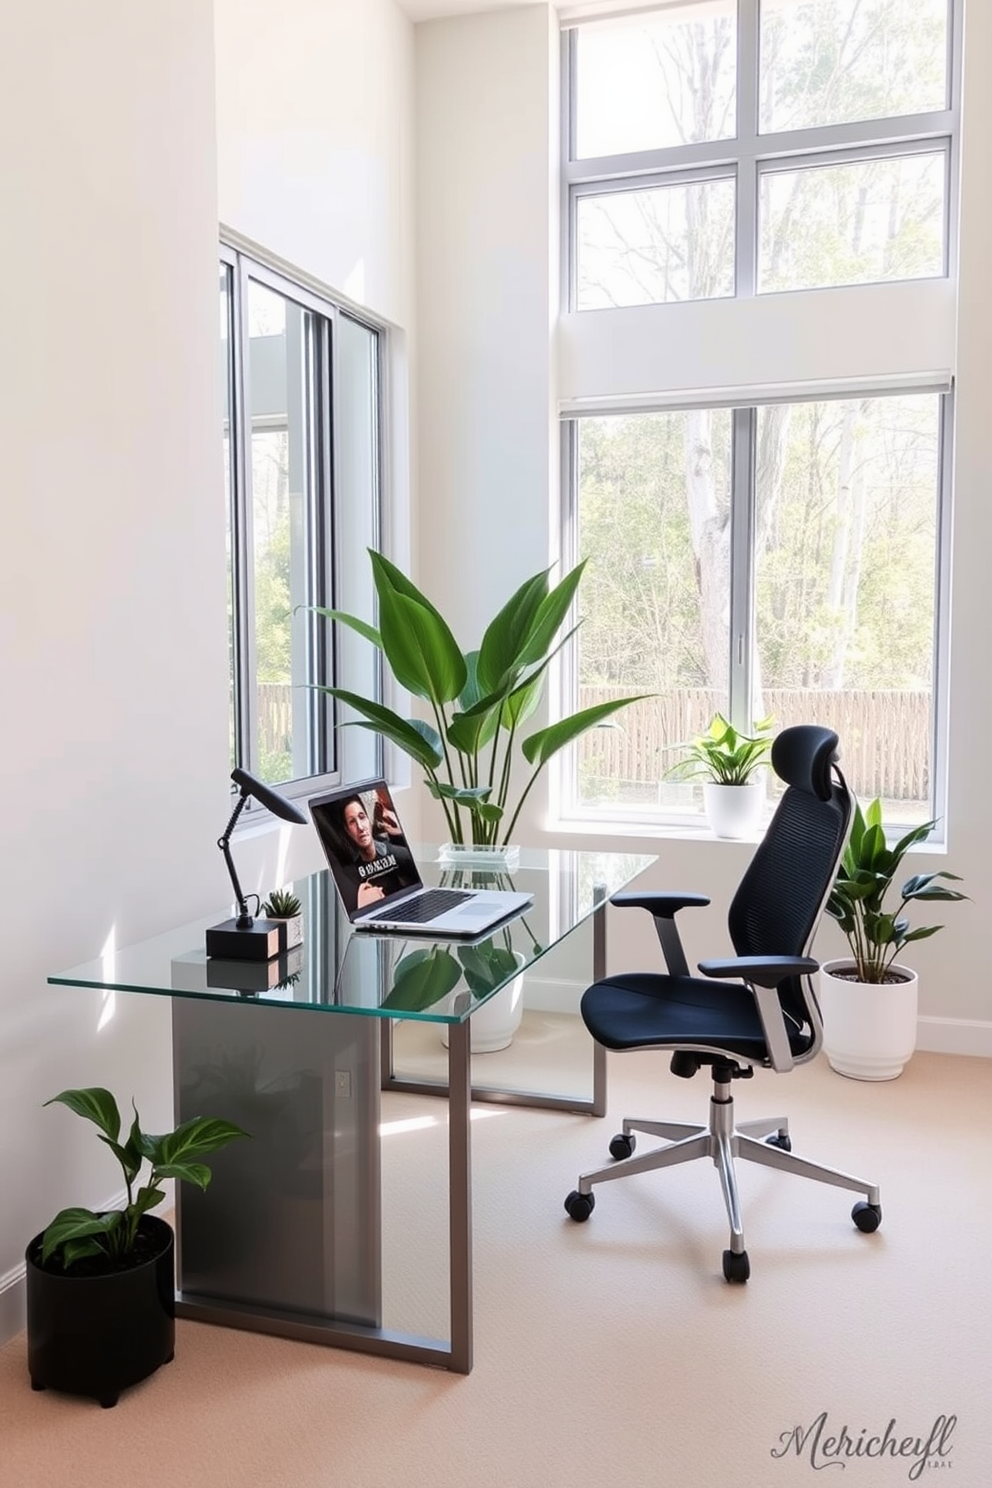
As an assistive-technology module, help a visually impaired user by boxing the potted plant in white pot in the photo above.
[666,713,775,839]
[261,886,304,949]
[27,1087,248,1407]
[380,935,530,1054]
[822,799,967,1080]
[312,550,648,862]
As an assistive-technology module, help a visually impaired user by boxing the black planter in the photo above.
[26,1214,176,1407]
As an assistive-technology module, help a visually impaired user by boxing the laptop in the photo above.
[309,778,533,936]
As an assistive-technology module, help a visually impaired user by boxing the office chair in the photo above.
[564,725,881,1282]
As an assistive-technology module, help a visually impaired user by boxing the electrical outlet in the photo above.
[334,1069,351,1099]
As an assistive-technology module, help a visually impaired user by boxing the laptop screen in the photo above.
[309,779,424,922]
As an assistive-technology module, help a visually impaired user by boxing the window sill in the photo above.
[548,815,766,847]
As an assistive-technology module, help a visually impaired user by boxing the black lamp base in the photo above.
[205,919,285,962]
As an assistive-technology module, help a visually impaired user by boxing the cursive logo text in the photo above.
[771,1412,956,1479]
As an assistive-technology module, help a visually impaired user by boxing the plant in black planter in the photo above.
[27,1087,248,1407]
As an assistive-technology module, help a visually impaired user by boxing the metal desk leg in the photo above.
[591,891,608,1119]
[382,902,611,1120]
[446,1018,473,1374]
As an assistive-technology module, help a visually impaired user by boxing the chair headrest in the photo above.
[771,725,839,801]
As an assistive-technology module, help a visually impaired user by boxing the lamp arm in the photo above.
[218,791,253,928]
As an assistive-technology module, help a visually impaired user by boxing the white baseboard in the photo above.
[916,1015,992,1058]
[0,1263,25,1348]
[525,976,585,1016]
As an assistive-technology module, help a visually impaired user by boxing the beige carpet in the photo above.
[1,1033,989,1488]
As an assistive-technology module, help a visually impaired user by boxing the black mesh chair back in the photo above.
[728,729,852,1038]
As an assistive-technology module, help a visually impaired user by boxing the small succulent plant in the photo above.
[262,888,302,918]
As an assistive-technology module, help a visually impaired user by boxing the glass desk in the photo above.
[49,846,654,1374]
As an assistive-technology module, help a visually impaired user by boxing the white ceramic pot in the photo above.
[818,959,919,1080]
[703,781,765,839]
[270,913,303,950]
[441,952,526,1054]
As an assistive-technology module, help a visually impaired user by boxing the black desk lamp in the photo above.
[205,768,309,961]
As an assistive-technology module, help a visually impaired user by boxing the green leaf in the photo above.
[476,570,553,693]
[43,1087,121,1143]
[310,608,383,651]
[446,695,503,756]
[522,696,651,768]
[130,1183,169,1219]
[155,1116,250,1170]
[901,871,967,902]
[151,1161,212,1190]
[41,1207,121,1265]
[517,563,588,668]
[317,689,444,771]
[426,781,492,806]
[457,942,520,997]
[899,925,942,944]
[377,588,467,704]
[381,946,462,1011]
[369,550,448,623]
[368,552,467,703]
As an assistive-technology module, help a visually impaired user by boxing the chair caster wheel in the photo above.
[852,1201,882,1233]
[722,1249,750,1283]
[766,1131,791,1151]
[564,1189,595,1222]
[609,1132,635,1160]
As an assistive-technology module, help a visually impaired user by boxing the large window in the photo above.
[567,0,956,308]
[561,0,958,830]
[220,244,383,796]
[564,389,950,826]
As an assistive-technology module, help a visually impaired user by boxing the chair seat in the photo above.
[580,973,808,1061]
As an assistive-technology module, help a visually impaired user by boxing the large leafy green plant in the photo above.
[314,551,647,846]
[380,938,526,1014]
[826,799,967,984]
[40,1088,249,1270]
[667,713,775,786]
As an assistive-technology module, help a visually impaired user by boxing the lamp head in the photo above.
[231,768,308,825]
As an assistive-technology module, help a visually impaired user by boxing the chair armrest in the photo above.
[697,955,819,988]
[607,894,710,978]
[609,892,710,916]
[696,955,819,1073]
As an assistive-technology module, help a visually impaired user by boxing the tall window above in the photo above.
[566,0,956,307]
[220,244,383,795]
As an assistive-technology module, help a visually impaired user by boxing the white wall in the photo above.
[213,0,415,329]
[415,7,559,643]
[0,0,225,1341]
[0,0,418,1347]
[413,2,992,1048]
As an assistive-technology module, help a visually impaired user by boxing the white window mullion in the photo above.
[729,406,755,729]
[234,256,261,781]
[735,0,760,298]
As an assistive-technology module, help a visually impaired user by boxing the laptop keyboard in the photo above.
[364,888,474,924]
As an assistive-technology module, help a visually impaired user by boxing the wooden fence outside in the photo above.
[257,684,931,803]
[577,687,931,803]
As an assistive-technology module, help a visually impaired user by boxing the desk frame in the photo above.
[174,898,608,1376]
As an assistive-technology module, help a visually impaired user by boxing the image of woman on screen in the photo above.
[326,791,417,912]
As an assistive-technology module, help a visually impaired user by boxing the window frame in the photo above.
[562,0,961,310]
[220,238,386,811]
[557,382,955,838]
